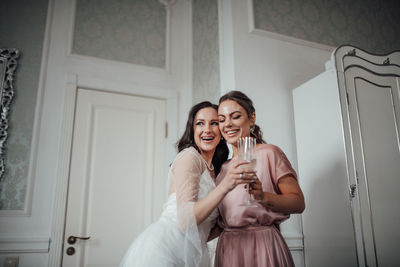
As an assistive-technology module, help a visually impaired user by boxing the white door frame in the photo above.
[48,74,178,266]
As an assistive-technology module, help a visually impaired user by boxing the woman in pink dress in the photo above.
[214,91,305,267]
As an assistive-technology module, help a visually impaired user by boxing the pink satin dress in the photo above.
[215,144,296,267]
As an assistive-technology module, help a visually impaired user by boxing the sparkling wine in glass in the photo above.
[237,136,258,207]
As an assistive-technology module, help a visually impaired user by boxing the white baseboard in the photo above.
[283,234,304,251]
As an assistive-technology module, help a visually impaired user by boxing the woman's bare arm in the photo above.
[250,175,305,214]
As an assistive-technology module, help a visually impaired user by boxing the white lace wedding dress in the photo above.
[120,147,219,267]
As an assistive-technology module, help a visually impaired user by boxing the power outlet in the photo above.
[4,256,19,267]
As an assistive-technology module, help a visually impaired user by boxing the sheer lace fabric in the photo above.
[170,147,217,266]
[171,147,203,230]
[120,147,218,267]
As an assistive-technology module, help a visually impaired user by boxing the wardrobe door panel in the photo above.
[346,67,400,267]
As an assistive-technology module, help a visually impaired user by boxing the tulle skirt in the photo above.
[120,218,210,267]
[214,225,294,267]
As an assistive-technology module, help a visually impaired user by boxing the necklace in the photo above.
[199,150,214,172]
[205,161,214,172]
[201,157,214,172]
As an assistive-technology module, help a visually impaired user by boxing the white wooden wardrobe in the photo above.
[293,45,400,267]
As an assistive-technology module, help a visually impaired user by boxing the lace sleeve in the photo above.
[171,147,205,266]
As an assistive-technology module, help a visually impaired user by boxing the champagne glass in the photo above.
[237,136,258,207]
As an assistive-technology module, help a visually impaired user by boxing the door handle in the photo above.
[67,235,91,245]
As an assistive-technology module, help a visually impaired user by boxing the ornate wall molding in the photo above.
[0,48,19,182]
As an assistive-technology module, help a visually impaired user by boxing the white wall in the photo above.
[219,0,333,265]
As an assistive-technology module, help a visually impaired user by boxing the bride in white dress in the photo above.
[120,101,253,267]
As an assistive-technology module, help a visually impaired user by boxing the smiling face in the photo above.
[218,99,255,148]
[193,107,221,159]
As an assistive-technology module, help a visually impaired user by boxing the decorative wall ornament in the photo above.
[0,48,19,182]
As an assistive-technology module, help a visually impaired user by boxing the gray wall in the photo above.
[0,0,48,210]
[253,0,400,53]
[73,0,166,68]
[192,0,220,104]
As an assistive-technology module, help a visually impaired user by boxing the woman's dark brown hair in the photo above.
[219,90,266,144]
[177,101,229,175]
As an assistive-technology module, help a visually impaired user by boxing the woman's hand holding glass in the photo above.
[220,160,256,192]
[237,137,258,206]
[247,179,264,202]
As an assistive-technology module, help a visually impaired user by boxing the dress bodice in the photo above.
[216,144,297,228]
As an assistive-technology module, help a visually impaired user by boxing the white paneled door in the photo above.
[62,88,166,267]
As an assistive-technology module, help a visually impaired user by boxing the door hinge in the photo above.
[165,121,168,138]
[350,184,357,198]
[346,92,350,105]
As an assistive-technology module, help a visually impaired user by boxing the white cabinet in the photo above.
[293,45,400,267]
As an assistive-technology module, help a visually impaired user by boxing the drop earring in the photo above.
[250,126,255,135]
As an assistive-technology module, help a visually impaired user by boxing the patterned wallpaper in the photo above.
[253,0,400,54]
[192,0,220,105]
[73,0,166,68]
[0,0,48,210]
